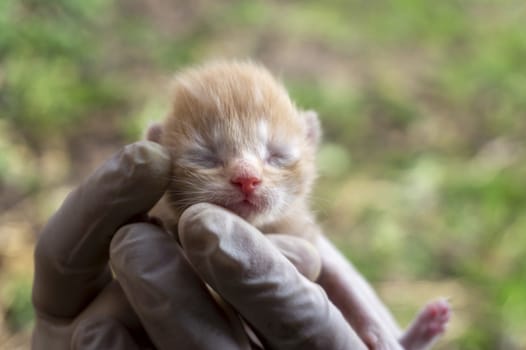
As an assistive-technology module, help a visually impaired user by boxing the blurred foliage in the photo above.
[1,0,526,348]
[2,277,33,332]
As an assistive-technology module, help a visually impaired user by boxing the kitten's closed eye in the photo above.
[181,148,222,168]
[266,145,298,168]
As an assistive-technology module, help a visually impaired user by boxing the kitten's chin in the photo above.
[222,200,262,222]
[221,201,286,228]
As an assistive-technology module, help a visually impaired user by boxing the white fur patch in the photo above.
[252,120,268,159]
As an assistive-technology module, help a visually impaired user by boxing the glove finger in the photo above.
[33,281,152,350]
[179,203,367,350]
[33,141,171,319]
[71,281,153,350]
[266,234,321,281]
[72,318,140,350]
[110,222,252,350]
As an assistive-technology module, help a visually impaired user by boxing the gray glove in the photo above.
[32,141,366,349]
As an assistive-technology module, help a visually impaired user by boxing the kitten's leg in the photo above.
[315,235,449,350]
[316,235,403,349]
[399,299,450,350]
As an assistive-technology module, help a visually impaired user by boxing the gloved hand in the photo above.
[32,141,367,350]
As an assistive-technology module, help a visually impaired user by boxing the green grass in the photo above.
[2,0,526,347]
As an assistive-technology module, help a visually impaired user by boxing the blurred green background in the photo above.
[1,0,525,348]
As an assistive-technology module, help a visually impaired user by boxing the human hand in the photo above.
[32,141,367,349]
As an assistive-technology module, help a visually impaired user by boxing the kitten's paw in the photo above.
[399,298,451,350]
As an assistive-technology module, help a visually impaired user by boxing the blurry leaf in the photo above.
[2,277,34,331]
[317,142,352,179]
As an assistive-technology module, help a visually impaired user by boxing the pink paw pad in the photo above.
[400,298,451,350]
[420,299,451,336]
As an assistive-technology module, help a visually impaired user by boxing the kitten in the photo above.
[149,61,450,350]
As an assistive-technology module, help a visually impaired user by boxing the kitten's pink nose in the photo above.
[231,175,261,195]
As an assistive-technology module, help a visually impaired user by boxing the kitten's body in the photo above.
[150,61,449,350]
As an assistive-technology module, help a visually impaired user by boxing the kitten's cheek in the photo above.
[263,191,283,212]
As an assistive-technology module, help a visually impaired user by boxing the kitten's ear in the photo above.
[146,122,163,143]
[301,110,321,147]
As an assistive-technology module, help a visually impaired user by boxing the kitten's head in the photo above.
[152,61,320,226]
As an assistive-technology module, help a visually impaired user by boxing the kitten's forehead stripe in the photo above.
[257,120,268,143]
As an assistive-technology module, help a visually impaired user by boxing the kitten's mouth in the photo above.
[222,198,262,220]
